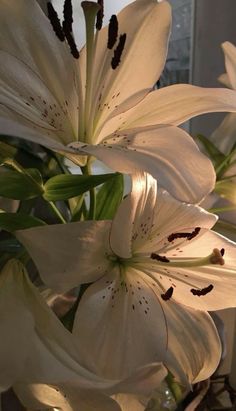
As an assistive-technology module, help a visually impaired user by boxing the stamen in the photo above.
[63,0,73,33]
[62,0,80,59]
[210,248,225,265]
[150,253,170,263]
[107,15,118,49]
[161,287,174,301]
[191,284,213,296]
[111,33,127,69]
[96,0,104,30]
[168,227,201,243]
[47,2,65,42]
[65,31,80,59]
[220,248,225,256]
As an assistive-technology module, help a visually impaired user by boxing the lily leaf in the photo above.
[196,134,225,166]
[43,173,120,201]
[0,168,44,200]
[96,174,124,220]
[0,141,17,162]
[0,212,46,232]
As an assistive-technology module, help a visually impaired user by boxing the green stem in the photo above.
[49,201,66,224]
[81,162,96,220]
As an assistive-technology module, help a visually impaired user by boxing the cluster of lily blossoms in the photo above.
[1,0,236,410]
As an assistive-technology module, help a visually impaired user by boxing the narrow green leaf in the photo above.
[197,134,225,165]
[0,168,43,200]
[96,174,124,220]
[0,141,17,162]
[44,173,119,201]
[0,212,46,232]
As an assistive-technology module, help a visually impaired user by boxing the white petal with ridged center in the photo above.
[98,85,236,139]
[70,125,216,203]
[135,188,217,254]
[0,0,78,118]
[0,260,113,389]
[84,0,171,135]
[110,173,156,258]
[16,221,111,292]
[73,266,167,380]
[162,300,221,383]
[0,51,76,144]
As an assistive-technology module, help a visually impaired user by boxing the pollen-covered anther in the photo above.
[150,253,169,263]
[107,15,118,49]
[161,286,174,301]
[210,248,225,265]
[111,33,127,69]
[47,2,65,41]
[96,0,104,30]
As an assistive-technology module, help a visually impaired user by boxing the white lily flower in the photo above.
[0,258,167,410]
[17,173,235,383]
[2,2,236,202]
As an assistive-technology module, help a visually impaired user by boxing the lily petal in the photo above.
[138,188,217,254]
[163,300,221,384]
[15,384,122,411]
[0,259,109,389]
[73,266,168,380]
[98,85,236,137]
[159,230,236,311]
[110,173,156,258]
[0,0,78,117]
[0,51,77,144]
[222,42,236,90]
[85,0,171,134]
[70,125,216,203]
[16,221,112,292]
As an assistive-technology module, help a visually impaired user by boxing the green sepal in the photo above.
[43,173,120,201]
[0,212,46,232]
[0,168,44,200]
[96,174,124,220]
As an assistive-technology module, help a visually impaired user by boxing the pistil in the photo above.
[129,248,225,269]
[81,1,101,143]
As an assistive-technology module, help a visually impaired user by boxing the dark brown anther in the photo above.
[168,227,201,243]
[65,31,80,59]
[150,253,170,263]
[107,15,118,49]
[191,284,213,297]
[111,33,126,69]
[220,248,225,256]
[63,0,73,34]
[47,2,65,41]
[161,287,174,301]
[96,0,104,30]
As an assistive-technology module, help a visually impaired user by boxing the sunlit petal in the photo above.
[70,125,216,203]
[98,85,236,137]
[16,221,111,292]
[110,173,156,258]
[73,266,167,380]
[163,301,221,383]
